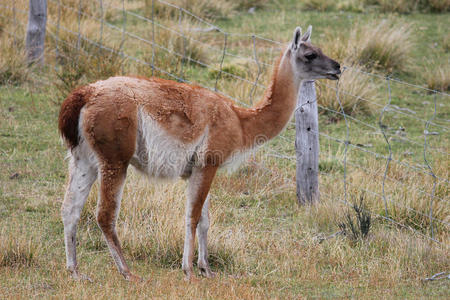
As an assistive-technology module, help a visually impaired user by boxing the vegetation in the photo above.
[425,64,450,92]
[1,0,449,298]
[302,0,450,13]
[0,34,29,85]
[338,195,372,241]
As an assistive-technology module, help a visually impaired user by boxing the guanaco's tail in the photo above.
[58,86,92,150]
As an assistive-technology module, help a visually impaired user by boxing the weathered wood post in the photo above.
[26,0,47,64]
[295,80,319,204]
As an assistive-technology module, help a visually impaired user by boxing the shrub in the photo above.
[352,20,413,73]
[425,65,450,92]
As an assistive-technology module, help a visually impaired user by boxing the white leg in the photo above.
[196,194,215,277]
[182,187,196,279]
[61,153,97,280]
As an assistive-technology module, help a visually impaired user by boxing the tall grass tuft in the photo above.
[338,195,372,241]
[0,229,40,268]
[352,20,413,73]
[425,65,450,92]
[315,19,413,117]
[0,34,29,85]
[322,19,414,72]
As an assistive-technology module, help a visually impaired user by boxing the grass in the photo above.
[316,69,377,117]
[1,0,449,298]
[301,0,450,13]
[351,20,414,73]
[0,33,29,85]
[425,64,450,92]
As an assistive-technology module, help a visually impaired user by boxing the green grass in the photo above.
[1,0,449,299]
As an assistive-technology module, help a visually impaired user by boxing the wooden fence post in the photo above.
[295,80,319,204]
[26,0,47,64]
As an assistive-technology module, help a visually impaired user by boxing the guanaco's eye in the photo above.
[305,53,317,60]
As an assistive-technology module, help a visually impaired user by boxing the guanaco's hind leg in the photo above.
[96,163,141,281]
[182,165,217,280]
[196,194,215,278]
[61,147,98,281]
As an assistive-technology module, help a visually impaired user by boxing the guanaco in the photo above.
[58,26,341,281]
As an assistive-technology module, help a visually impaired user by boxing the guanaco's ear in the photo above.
[301,25,312,43]
[291,26,302,50]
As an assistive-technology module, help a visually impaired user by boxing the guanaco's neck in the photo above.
[234,49,300,149]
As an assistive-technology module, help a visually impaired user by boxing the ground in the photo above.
[0,0,449,298]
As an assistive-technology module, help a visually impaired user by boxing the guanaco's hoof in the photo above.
[183,269,199,282]
[199,267,216,278]
[124,273,143,282]
[71,271,93,283]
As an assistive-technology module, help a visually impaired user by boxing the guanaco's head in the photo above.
[288,26,341,81]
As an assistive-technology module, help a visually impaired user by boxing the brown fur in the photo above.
[84,76,244,165]
[59,36,341,281]
[58,86,94,150]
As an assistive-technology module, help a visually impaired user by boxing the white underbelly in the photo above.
[130,110,208,179]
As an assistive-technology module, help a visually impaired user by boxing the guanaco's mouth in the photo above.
[326,73,340,80]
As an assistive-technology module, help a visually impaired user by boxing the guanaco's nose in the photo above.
[334,61,341,73]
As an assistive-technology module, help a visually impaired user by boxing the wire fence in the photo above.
[1,0,448,247]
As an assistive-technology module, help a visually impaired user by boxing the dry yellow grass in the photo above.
[0,34,29,85]
[320,19,414,73]
[2,156,448,298]
[1,1,449,298]
[425,64,450,92]
[316,66,378,117]
[312,19,414,117]
[353,20,414,73]
[144,0,236,21]
[376,0,421,13]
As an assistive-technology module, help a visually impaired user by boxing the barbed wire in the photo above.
[261,143,448,204]
[1,0,448,246]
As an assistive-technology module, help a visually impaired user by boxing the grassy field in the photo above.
[1,0,449,298]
